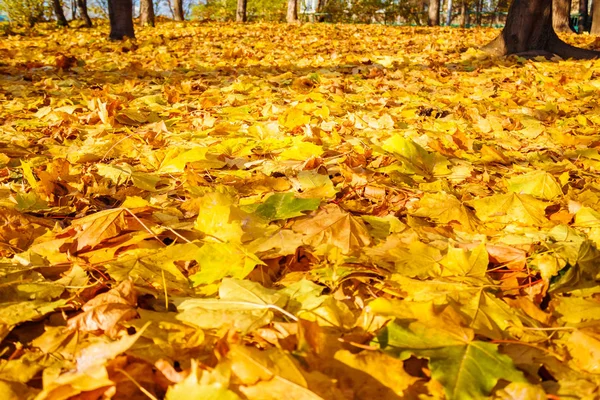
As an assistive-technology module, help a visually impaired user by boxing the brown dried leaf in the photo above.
[68,280,137,337]
[292,204,371,254]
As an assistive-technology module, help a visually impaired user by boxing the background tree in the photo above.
[140,0,154,25]
[472,0,481,25]
[493,0,508,26]
[0,0,47,26]
[484,0,600,59]
[428,0,439,25]
[287,0,297,22]
[593,0,600,34]
[315,0,331,21]
[52,0,69,26]
[171,0,185,20]
[236,0,247,21]
[446,0,452,25]
[458,0,468,27]
[108,0,134,39]
[579,0,588,32]
[89,0,108,17]
[77,0,93,26]
[191,0,284,22]
[553,0,574,32]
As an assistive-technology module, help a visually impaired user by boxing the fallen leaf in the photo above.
[68,280,138,337]
[292,204,371,254]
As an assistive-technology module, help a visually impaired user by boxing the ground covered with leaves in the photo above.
[1,21,600,400]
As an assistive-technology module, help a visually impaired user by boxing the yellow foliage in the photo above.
[1,21,600,400]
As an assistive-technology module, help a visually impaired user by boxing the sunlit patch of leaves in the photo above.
[1,21,600,399]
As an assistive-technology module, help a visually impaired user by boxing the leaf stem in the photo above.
[115,368,159,400]
[491,339,564,361]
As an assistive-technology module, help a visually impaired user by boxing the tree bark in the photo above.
[458,0,468,27]
[287,0,298,23]
[428,0,440,25]
[553,0,575,32]
[483,0,600,59]
[592,0,600,34]
[140,0,155,26]
[77,0,93,27]
[446,0,453,25]
[108,0,135,40]
[316,0,328,21]
[476,0,483,26]
[579,0,588,32]
[52,0,69,26]
[236,0,247,22]
[172,0,184,21]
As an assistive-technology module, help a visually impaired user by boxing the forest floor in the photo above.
[1,22,600,399]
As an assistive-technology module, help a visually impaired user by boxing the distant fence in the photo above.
[300,10,589,30]
[299,10,510,26]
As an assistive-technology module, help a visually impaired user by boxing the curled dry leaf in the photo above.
[68,280,138,337]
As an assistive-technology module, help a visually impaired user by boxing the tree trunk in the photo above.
[52,0,69,26]
[592,0,600,34]
[108,0,135,40]
[287,0,297,23]
[446,0,453,25]
[553,0,575,32]
[428,0,440,25]
[494,0,508,25]
[579,0,588,32]
[236,0,247,22]
[140,0,155,26]
[483,0,600,59]
[476,0,482,26]
[458,0,468,27]
[172,0,184,21]
[77,0,93,27]
[316,0,327,21]
[71,0,77,20]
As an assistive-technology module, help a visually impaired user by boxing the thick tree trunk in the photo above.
[108,0,135,40]
[592,0,600,34]
[140,0,155,26]
[52,0,69,26]
[172,0,185,21]
[287,0,298,23]
[553,0,575,32]
[77,0,92,27]
[428,0,440,26]
[236,0,247,22]
[483,0,600,59]
[579,0,588,32]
